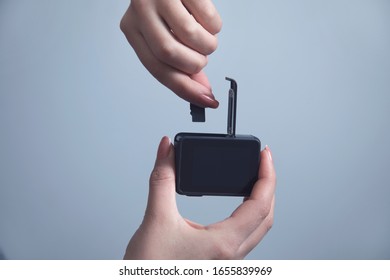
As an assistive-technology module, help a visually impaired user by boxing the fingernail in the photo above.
[201,94,219,108]
[265,145,273,162]
[157,136,171,160]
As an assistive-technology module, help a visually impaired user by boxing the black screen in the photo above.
[176,135,260,196]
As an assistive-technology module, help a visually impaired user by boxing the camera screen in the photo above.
[176,136,260,196]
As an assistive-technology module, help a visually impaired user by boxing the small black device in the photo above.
[174,77,261,196]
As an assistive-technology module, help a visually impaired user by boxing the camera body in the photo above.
[174,77,261,197]
[175,132,260,196]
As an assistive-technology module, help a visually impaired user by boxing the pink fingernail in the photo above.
[265,145,273,162]
[201,94,219,108]
[157,136,171,160]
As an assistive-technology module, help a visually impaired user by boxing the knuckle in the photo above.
[260,201,274,232]
[191,55,207,74]
[195,35,218,56]
[264,213,274,232]
[205,36,218,54]
[181,22,198,41]
[246,199,272,223]
[119,15,130,33]
[155,41,176,61]
[119,17,125,33]
[130,0,148,14]
[214,19,223,34]
[204,10,222,34]
[155,42,207,75]
[120,7,137,35]
[258,202,272,220]
[267,217,274,232]
[149,166,174,184]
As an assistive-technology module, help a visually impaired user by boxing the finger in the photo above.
[122,20,218,108]
[190,71,212,91]
[237,195,275,258]
[145,136,178,220]
[164,70,219,108]
[122,3,207,75]
[210,146,276,245]
[158,0,218,55]
[249,145,276,202]
[134,6,207,75]
[182,0,223,35]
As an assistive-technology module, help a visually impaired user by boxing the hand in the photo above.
[124,136,276,259]
[120,0,222,108]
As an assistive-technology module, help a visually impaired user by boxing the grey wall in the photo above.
[0,0,389,259]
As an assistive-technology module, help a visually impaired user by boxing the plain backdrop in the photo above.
[0,0,389,259]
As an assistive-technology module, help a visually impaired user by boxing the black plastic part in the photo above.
[176,77,262,197]
[190,103,205,122]
[175,132,261,196]
[226,77,237,136]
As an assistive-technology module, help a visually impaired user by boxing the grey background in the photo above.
[0,0,389,259]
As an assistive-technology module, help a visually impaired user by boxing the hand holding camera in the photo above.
[124,136,275,259]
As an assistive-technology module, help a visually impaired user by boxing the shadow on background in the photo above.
[0,248,7,260]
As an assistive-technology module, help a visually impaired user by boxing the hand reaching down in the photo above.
[120,0,222,108]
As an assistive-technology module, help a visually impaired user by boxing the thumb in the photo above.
[145,136,178,219]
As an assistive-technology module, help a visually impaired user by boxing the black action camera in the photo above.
[174,78,261,196]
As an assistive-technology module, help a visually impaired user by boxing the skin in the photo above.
[124,137,276,259]
[120,0,222,108]
[121,1,277,260]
